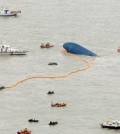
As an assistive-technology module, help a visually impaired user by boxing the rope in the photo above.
[4,51,98,89]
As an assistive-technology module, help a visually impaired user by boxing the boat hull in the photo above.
[51,103,66,107]
[63,42,97,56]
[0,52,28,55]
[117,48,120,52]
[0,14,17,16]
[101,124,120,129]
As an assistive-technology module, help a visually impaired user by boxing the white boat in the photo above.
[100,119,120,129]
[0,7,21,16]
[0,45,29,55]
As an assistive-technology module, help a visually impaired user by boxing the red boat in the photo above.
[117,47,120,52]
[51,102,67,107]
[17,128,31,134]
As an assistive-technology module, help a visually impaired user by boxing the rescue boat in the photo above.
[117,47,120,52]
[0,7,21,16]
[40,42,54,48]
[100,119,120,129]
[51,102,66,107]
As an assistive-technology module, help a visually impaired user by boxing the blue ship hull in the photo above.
[63,42,97,56]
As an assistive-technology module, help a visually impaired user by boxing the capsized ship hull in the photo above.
[63,42,97,56]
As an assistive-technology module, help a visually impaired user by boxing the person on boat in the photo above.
[24,128,28,133]
[5,47,8,52]
[46,42,50,47]
[49,121,52,125]
[18,129,24,134]
[24,128,31,134]
[1,48,3,52]
[47,91,51,94]
[41,43,44,47]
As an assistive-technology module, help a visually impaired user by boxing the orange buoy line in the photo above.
[4,51,98,89]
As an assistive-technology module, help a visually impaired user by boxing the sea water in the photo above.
[0,0,120,134]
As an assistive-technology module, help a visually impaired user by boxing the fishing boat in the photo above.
[40,42,54,48]
[117,47,120,52]
[28,119,39,123]
[48,62,58,65]
[0,45,29,55]
[48,121,58,126]
[51,102,67,107]
[17,128,31,134]
[100,119,120,129]
[0,7,21,16]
